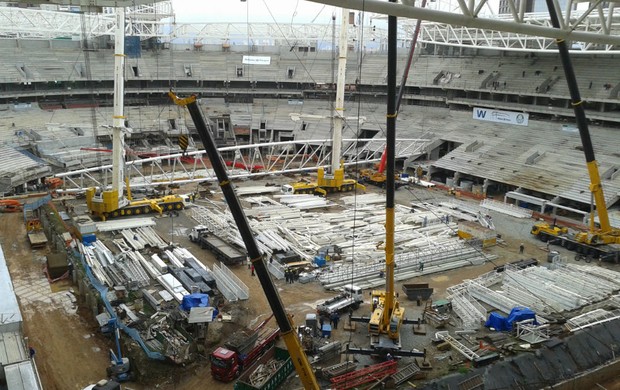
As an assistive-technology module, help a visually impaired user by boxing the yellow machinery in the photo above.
[284,5,364,198]
[85,187,183,221]
[530,222,568,242]
[529,16,620,262]
[283,165,365,196]
[368,289,404,342]
[359,167,403,190]
[369,5,404,348]
[83,7,185,222]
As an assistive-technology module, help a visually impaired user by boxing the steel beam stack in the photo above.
[212,261,249,302]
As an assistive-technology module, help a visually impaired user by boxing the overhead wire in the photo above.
[344,1,368,359]
[260,0,334,143]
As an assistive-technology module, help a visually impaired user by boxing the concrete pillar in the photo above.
[483,178,491,195]
[426,165,435,181]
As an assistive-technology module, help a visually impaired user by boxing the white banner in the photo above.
[242,55,271,65]
[472,107,529,126]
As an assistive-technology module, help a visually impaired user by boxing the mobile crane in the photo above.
[367,5,405,351]
[282,10,365,197]
[359,147,406,189]
[347,4,425,359]
[530,2,620,263]
[169,91,320,389]
[84,9,183,221]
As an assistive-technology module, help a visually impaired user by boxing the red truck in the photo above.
[210,315,279,382]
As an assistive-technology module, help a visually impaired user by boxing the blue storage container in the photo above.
[82,234,97,245]
[321,324,332,338]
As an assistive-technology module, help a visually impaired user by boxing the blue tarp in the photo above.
[181,293,210,311]
[485,307,538,331]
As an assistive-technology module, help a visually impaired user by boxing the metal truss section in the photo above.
[0,2,172,40]
[309,0,620,50]
[3,2,619,51]
[435,331,480,361]
[29,0,161,6]
[416,11,620,53]
[171,22,383,46]
[565,308,620,332]
[54,138,428,192]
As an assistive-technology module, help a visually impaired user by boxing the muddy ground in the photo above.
[2,182,619,389]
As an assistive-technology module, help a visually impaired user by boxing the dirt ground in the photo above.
[0,212,110,389]
[2,183,619,389]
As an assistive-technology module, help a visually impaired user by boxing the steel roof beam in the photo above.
[307,0,620,46]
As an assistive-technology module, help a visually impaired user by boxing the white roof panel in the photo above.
[0,331,27,365]
[5,360,42,390]
[0,244,22,332]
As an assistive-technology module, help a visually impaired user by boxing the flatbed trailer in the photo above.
[199,234,247,265]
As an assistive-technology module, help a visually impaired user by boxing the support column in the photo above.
[482,178,491,196]
[426,165,434,181]
[453,171,461,186]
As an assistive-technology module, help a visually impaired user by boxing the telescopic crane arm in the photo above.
[169,92,320,390]
[546,0,617,241]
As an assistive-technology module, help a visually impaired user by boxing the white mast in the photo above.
[112,7,128,207]
[330,8,348,174]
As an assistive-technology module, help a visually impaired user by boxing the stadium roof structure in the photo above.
[2,0,620,52]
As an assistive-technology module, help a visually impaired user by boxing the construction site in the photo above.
[1,1,620,390]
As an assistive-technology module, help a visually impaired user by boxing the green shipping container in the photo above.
[234,347,294,390]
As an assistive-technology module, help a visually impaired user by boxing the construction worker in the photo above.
[331,312,340,329]
[519,243,525,254]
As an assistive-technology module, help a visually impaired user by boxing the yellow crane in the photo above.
[283,10,365,197]
[530,5,620,263]
[84,8,184,221]
[347,4,426,359]
[170,91,320,389]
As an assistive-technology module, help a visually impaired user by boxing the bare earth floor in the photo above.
[2,183,619,389]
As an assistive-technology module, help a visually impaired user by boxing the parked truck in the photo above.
[234,346,294,390]
[189,225,247,265]
[316,284,364,316]
[210,316,280,382]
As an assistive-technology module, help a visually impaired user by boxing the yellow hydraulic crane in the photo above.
[369,0,405,348]
[84,8,184,221]
[348,1,425,358]
[169,91,320,389]
[530,1,620,263]
[283,9,365,197]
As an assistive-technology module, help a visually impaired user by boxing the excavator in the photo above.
[530,5,620,263]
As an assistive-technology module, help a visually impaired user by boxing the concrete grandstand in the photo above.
[0,2,618,220]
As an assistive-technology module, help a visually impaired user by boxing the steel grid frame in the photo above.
[1,1,620,52]
[54,138,428,192]
[0,2,172,40]
[309,0,620,51]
